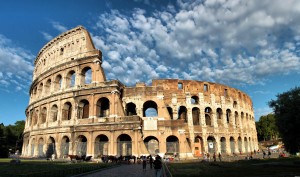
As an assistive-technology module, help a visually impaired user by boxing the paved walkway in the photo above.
[79,164,157,177]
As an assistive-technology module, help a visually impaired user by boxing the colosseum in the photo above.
[22,26,258,160]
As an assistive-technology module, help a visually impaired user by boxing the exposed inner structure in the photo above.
[22,26,258,159]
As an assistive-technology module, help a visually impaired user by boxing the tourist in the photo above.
[142,156,147,171]
[149,155,153,169]
[153,155,162,177]
[218,153,222,162]
[213,152,216,162]
[268,149,271,158]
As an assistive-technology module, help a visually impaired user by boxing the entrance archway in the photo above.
[76,135,87,156]
[46,137,56,158]
[207,136,216,153]
[220,137,226,154]
[38,138,44,157]
[60,136,70,158]
[94,135,109,158]
[117,134,132,156]
[144,136,159,155]
[194,136,203,157]
[230,137,235,154]
[166,136,179,154]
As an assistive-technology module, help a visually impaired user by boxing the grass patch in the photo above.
[0,158,116,177]
[167,157,300,177]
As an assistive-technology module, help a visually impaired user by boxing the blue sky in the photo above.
[1,0,300,125]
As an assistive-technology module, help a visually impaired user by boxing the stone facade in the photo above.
[22,26,258,159]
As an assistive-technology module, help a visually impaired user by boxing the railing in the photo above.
[162,161,173,177]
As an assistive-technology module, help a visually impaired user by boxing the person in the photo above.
[149,155,153,169]
[142,156,147,171]
[268,149,271,158]
[218,153,222,162]
[262,150,266,158]
[213,152,216,162]
[153,155,162,177]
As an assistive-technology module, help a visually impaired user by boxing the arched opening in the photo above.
[192,107,200,125]
[51,105,58,122]
[167,107,173,119]
[62,102,72,120]
[66,70,76,88]
[117,134,132,156]
[249,137,252,152]
[191,96,199,104]
[41,107,47,124]
[233,101,237,108]
[79,100,89,119]
[82,67,92,84]
[241,112,244,127]
[94,135,109,158]
[235,111,239,127]
[178,106,187,122]
[220,137,226,154]
[96,97,110,117]
[45,79,51,94]
[143,100,158,117]
[226,109,231,124]
[38,83,43,96]
[76,135,87,156]
[38,138,44,157]
[144,136,159,155]
[54,74,62,91]
[32,109,38,125]
[126,102,137,116]
[60,136,70,158]
[46,137,56,158]
[194,136,203,157]
[205,107,212,126]
[244,137,248,153]
[238,137,242,153]
[207,136,216,153]
[216,108,223,127]
[31,138,35,156]
[230,137,235,154]
[166,136,179,154]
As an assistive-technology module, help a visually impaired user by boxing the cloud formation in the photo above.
[91,0,300,86]
[0,34,34,93]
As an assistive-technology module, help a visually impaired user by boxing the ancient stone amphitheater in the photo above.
[22,26,258,159]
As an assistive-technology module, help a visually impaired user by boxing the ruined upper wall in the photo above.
[32,26,98,80]
[152,79,253,107]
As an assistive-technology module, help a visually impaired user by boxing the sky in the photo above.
[1,0,300,125]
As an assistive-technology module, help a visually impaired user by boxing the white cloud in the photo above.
[51,21,68,33]
[40,31,53,41]
[0,34,34,92]
[91,0,300,87]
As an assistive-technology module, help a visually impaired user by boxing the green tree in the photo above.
[269,87,300,154]
[256,114,279,141]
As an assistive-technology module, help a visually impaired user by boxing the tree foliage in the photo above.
[256,114,279,141]
[0,121,25,157]
[269,87,300,154]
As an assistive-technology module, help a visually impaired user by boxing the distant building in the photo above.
[22,26,258,159]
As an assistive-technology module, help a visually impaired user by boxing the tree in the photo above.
[256,114,279,141]
[269,87,300,154]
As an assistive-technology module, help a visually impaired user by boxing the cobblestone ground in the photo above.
[80,163,156,177]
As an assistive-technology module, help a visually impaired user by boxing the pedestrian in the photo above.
[153,155,162,177]
[268,149,271,158]
[213,152,216,162]
[142,156,147,171]
[218,152,222,162]
[149,155,153,169]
